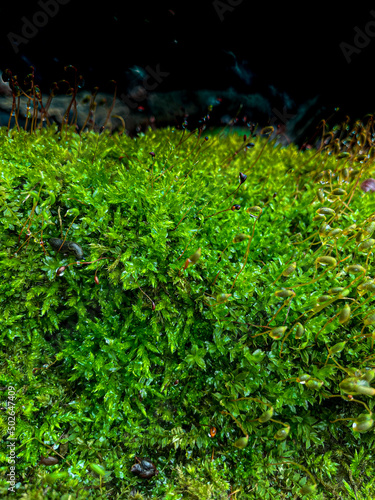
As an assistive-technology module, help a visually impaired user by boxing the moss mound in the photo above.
[1,121,375,499]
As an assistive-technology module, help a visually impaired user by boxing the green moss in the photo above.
[1,120,375,499]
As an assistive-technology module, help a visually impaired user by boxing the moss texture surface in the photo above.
[1,122,375,499]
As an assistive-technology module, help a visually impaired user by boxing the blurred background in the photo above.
[1,1,375,145]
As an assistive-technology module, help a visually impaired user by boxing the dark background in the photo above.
[1,1,375,143]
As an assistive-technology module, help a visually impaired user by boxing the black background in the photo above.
[1,1,375,140]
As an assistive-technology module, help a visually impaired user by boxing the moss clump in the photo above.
[1,116,375,499]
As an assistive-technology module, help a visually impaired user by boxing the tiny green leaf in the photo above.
[89,463,106,476]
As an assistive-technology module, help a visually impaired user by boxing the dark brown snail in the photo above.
[130,457,159,479]
[39,456,59,466]
[56,266,67,276]
[47,238,84,260]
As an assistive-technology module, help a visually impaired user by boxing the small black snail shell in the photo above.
[47,238,84,260]
[131,457,159,479]
[239,172,247,184]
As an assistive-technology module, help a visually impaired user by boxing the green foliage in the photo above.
[1,114,375,499]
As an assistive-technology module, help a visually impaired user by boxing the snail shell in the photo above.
[39,456,59,466]
[47,238,83,260]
